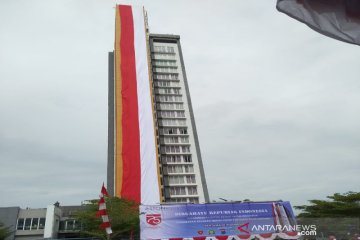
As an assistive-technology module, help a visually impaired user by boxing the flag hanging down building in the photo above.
[276,0,360,46]
[108,5,210,205]
[111,5,161,204]
[96,184,112,235]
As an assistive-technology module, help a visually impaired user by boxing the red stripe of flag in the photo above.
[96,209,107,218]
[119,5,141,203]
[100,222,111,229]
[98,197,105,205]
[101,183,109,196]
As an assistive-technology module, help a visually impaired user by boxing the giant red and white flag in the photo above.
[113,5,161,205]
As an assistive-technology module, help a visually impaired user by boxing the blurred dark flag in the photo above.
[276,0,360,46]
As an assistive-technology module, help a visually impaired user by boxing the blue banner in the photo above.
[140,201,297,239]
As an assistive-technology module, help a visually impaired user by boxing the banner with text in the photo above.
[140,202,299,240]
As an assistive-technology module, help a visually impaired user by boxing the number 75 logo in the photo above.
[146,214,162,226]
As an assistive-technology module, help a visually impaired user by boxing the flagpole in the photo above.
[107,194,113,240]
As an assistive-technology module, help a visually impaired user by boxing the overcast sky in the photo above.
[0,0,359,209]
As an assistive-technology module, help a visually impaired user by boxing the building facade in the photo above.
[149,34,209,204]
[108,34,209,204]
[0,205,85,240]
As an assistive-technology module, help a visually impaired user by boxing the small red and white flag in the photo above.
[96,183,112,235]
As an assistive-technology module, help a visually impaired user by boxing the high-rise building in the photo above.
[148,34,209,204]
[107,5,209,204]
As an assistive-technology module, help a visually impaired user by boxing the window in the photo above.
[153,52,176,60]
[170,187,186,195]
[188,187,198,195]
[31,218,39,230]
[164,146,180,153]
[167,128,177,134]
[162,155,181,163]
[160,128,177,135]
[154,60,170,66]
[59,220,66,231]
[158,81,170,87]
[180,137,189,143]
[175,96,183,102]
[186,175,196,183]
[160,146,166,153]
[17,218,43,231]
[24,218,32,230]
[67,219,74,230]
[167,46,175,53]
[159,111,176,118]
[179,128,188,134]
[164,137,178,144]
[167,165,183,173]
[17,218,24,230]
[155,88,163,94]
[158,74,170,80]
[170,74,178,80]
[178,120,186,126]
[154,46,167,53]
[184,165,194,173]
[59,219,80,231]
[157,103,175,110]
[161,119,177,126]
[74,220,81,230]
[188,197,199,203]
[172,82,180,87]
[175,104,183,110]
[39,218,46,229]
[168,176,185,184]
[177,112,185,117]
[155,67,170,73]
[155,60,176,67]
[166,198,187,203]
[182,146,190,153]
[183,155,192,162]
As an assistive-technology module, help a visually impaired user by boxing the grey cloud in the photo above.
[0,0,359,208]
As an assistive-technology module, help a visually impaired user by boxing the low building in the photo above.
[0,203,86,240]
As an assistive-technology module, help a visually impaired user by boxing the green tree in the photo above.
[295,192,360,239]
[0,222,12,240]
[75,197,140,240]
[295,191,360,217]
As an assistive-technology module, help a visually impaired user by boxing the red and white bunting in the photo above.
[96,184,112,235]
